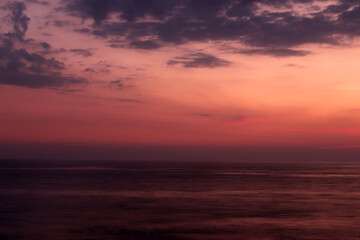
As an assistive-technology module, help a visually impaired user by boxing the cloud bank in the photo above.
[63,0,360,57]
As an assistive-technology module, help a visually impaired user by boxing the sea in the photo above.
[0,160,360,240]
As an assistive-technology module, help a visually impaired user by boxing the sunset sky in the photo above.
[2,0,360,160]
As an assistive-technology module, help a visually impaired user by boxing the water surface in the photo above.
[0,161,359,239]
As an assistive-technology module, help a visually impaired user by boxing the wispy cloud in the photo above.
[168,53,231,68]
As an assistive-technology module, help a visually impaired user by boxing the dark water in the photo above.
[1,161,360,240]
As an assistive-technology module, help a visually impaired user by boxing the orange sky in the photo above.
[1,0,360,159]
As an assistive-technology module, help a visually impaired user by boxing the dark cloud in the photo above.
[130,40,162,49]
[76,28,91,34]
[168,53,231,68]
[38,47,67,56]
[69,49,93,57]
[84,67,95,72]
[40,42,51,49]
[16,48,64,70]
[109,43,125,48]
[62,0,360,56]
[0,2,88,89]
[0,43,87,88]
[25,0,50,6]
[83,67,110,73]
[62,89,83,93]
[64,0,180,23]
[239,48,310,57]
[0,70,86,88]
[109,79,124,89]
[42,32,54,37]
[52,20,72,27]
[3,1,30,41]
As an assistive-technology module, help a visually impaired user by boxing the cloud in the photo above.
[109,79,124,89]
[0,2,88,89]
[238,48,310,57]
[0,70,86,88]
[40,42,51,49]
[2,1,30,41]
[25,0,50,6]
[284,63,305,68]
[64,0,179,23]
[0,43,87,88]
[168,53,231,68]
[130,40,162,49]
[79,95,143,103]
[61,0,360,56]
[51,20,72,27]
[62,89,83,93]
[69,49,93,57]
[13,48,64,70]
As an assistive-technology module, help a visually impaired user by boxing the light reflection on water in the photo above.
[0,161,360,240]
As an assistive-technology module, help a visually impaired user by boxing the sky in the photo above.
[1,0,360,160]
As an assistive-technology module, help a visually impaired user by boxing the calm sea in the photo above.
[0,161,360,240]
